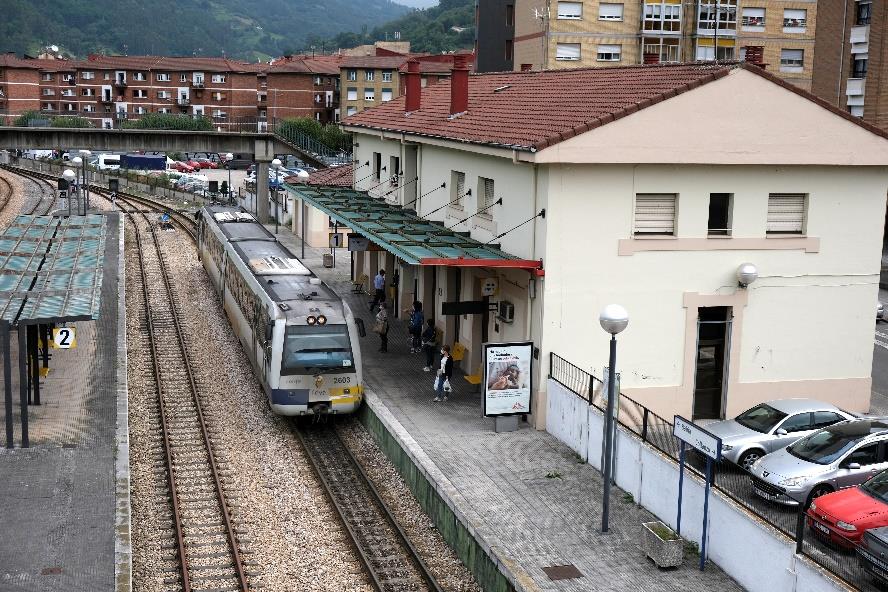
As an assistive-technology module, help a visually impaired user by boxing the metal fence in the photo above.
[549,352,884,592]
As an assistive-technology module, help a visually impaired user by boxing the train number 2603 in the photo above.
[333,376,351,384]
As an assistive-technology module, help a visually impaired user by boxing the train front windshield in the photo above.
[282,325,354,374]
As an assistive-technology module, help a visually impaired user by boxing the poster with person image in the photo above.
[483,342,533,417]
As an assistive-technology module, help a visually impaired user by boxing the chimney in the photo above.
[449,54,470,117]
[744,46,766,69]
[643,52,660,65]
[405,59,421,112]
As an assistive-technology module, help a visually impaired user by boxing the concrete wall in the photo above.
[546,378,848,592]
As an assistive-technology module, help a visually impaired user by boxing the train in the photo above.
[197,205,365,415]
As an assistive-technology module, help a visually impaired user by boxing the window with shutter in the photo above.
[479,177,496,208]
[452,171,466,205]
[767,193,806,234]
[557,1,583,19]
[634,194,676,235]
[556,43,582,61]
[599,3,624,20]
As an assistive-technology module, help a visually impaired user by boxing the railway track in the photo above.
[295,424,445,592]
[0,175,12,217]
[113,191,251,592]
[0,163,58,215]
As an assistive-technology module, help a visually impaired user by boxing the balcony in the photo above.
[100,95,114,103]
[847,78,866,97]
[114,79,127,88]
[177,98,191,106]
[191,80,205,89]
[258,93,267,103]
[850,25,870,44]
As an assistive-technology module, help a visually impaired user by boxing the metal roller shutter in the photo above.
[634,194,676,234]
[767,193,806,233]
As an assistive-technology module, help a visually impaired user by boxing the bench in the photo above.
[352,273,368,294]
[464,366,483,392]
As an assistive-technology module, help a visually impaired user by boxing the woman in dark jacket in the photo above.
[434,345,453,402]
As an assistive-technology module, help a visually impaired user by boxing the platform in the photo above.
[0,213,128,592]
[274,229,742,592]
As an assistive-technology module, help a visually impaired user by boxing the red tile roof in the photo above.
[0,54,41,69]
[267,56,342,75]
[343,62,739,151]
[292,163,354,187]
[83,55,264,73]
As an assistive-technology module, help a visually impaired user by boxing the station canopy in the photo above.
[0,214,107,324]
[287,184,543,272]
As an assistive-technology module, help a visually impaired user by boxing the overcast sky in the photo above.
[395,0,439,7]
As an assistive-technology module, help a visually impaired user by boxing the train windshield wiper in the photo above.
[296,348,350,353]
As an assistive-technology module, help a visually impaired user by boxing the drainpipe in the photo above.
[836,0,849,106]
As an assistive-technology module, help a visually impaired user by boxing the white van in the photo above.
[96,154,121,171]
[23,149,53,160]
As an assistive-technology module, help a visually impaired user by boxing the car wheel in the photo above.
[738,449,764,471]
[806,484,834,507]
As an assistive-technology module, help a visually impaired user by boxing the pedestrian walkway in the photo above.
[0,214,127,592]
[274,229,743,592]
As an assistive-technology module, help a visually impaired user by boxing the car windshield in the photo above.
[862,471,888,504]
[735,404,787,433]
[787,428,861,465]
[282,324,353,375]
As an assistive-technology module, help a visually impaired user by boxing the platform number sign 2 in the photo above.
[52,327,76,349]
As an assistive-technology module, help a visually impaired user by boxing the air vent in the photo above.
[248,257,311,275]
[493,85,512,93]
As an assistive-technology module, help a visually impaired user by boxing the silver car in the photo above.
[749,419,888,507]
[706,399,855,470]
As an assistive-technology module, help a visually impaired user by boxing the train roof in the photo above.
[202,205,339,306]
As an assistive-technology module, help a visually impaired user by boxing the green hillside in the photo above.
[306,0,474,54]
[0,0,409,61]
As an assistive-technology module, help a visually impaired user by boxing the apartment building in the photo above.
[509,0,818,89]
[0,54,41,115]
[0,53,340,128]
[475,0,516,72]
[326,62,888,428]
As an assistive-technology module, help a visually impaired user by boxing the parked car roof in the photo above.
[766,399,845,414]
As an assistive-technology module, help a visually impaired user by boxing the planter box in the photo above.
[641,521,683,568]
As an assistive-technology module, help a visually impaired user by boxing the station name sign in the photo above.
[673,415,721,460]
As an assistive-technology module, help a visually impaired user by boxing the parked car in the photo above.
[807,469,888,548]
[184,159,204,171]
[707,400,856,470]
[174,161,195,173]
[195,158,219,169]
[858,526,888,584]
[749,419,888,507]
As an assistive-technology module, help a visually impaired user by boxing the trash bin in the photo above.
[323,253,334,268]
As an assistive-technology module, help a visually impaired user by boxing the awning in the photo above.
[287,184,544,275]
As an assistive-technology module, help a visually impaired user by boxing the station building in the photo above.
[288,57,888,427]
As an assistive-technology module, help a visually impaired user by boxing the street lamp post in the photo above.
[71,157,83,216]
[225,152,233,204]
[79,149,91,212]
[599,304,629,533]
[271,158,282,235]
[62,169,75,216]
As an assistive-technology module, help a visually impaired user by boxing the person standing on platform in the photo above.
[434,345,453,402]
[421,319,437,371]
[369,269,386,312]
[406,301,424,353]
[375,302,389,353]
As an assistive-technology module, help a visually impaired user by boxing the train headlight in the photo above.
[306,315,317,325]
[317,315,327,325]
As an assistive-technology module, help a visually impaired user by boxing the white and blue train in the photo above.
[198,205,365,415]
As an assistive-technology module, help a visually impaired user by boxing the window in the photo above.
[212,109,227,119]
[156,73,170,82]
[634,194,676,235]
[780,48,804,71]
[347,69,357,81]
[133,89,148,98]
[451,171,467,205]
[597,44,621,62]
[373,152,382,180]
[506,2,515,25]
[382,70,393,82]
[698,2,737,31]
[783,9,806,31]
[133,72,146,81]
[62,74,74,82]
[767,193,806,234]
[857,1,872,24]
[157,90,170,99]
[389,156,400,186]
[82,71,95,80]
[65,103,76,111]
[780,413,812,433]
[134,106,146,114]
[696,43,734,61]
[853,57,868,78]
[193,73,204,84]
[365,70,375,81]
[346,87,357,101]
[84,105,95,112]
[82,88,95,96]
[707,193,732,235]
[180,74,187,82]
[364,88,375,101]
[41,88,54,96]
[741,7,765,29]
[421,76,428,88]
[159,108,171,114]
[103,73,111,80]
[556,43,582,61]
[41,73,54,81]
[479,177,496,208]
[211,74,226,83]
[42,103,53,110]
[599,2,623,20]
[558,1,583,19]
[644,4,681,32]
[212,92,225,100]
[505,39,514,61]
[314,76,322,85]
[346,106,357,116]
[812,412,844,430]
[844,443,881,467]
[381,88,393,102]
[61,89,74,97]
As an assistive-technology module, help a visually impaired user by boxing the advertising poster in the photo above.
[483,342,533,417]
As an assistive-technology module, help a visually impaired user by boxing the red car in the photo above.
[185,159,203,171]
[174,161,195,173]
[195,158,219,169]
[807,470,888,548]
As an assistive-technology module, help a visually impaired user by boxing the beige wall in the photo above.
[541,162,887,419]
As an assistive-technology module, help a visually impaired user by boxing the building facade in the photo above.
[319,62,888,429]
[475,0,517,72]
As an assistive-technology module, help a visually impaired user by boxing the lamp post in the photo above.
[71,157,83,216]
[225,152,233,204]
[599,303,629,533]
[79,149,91,212]
[62,169,75,216]
[271,158,282,235]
